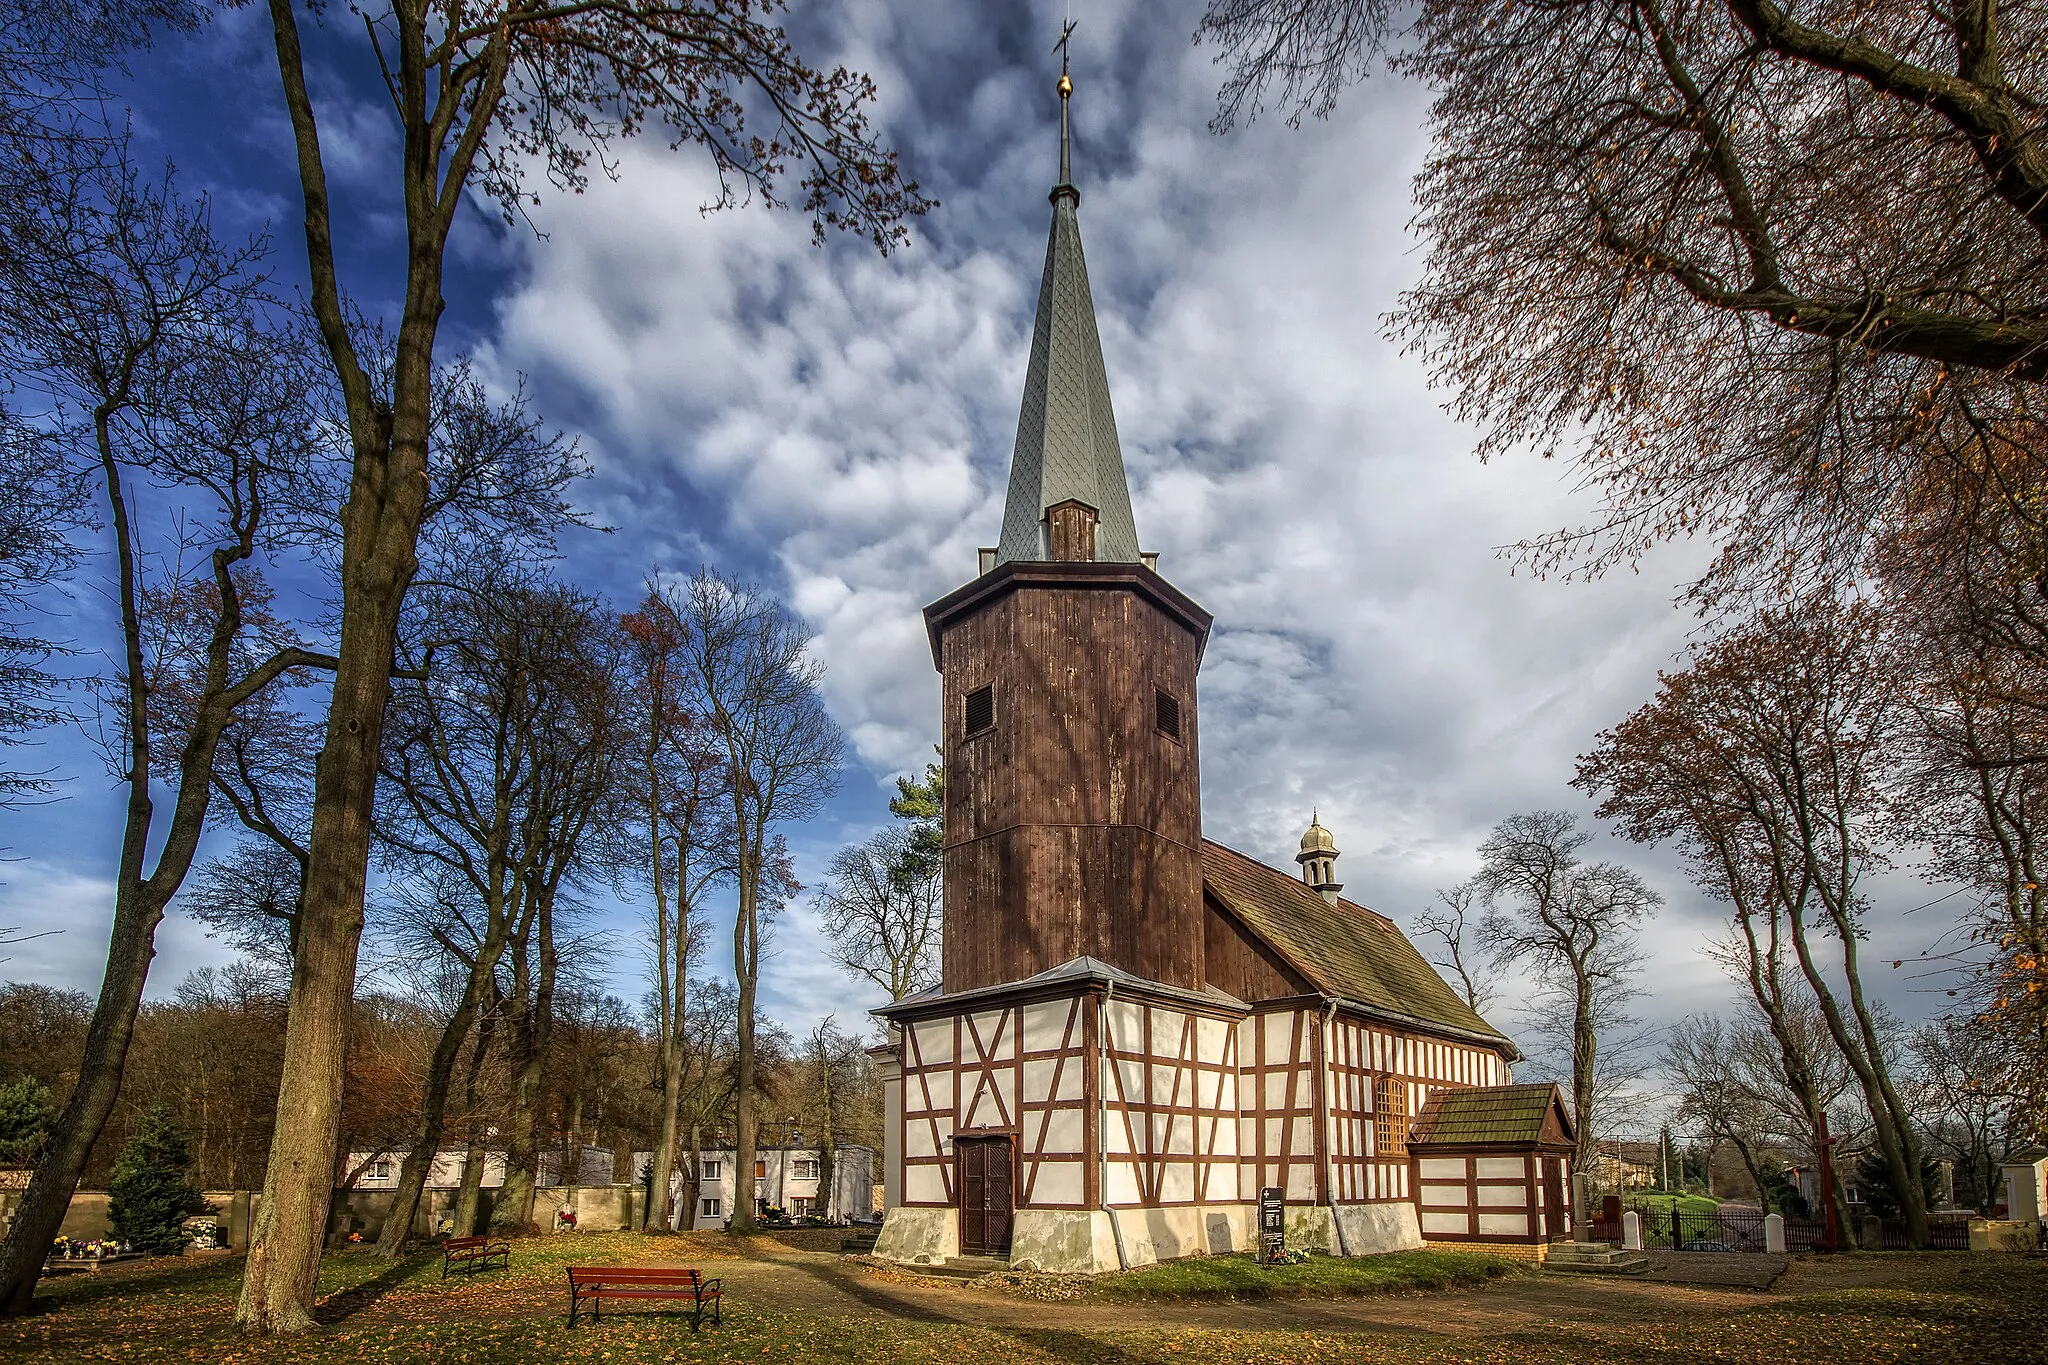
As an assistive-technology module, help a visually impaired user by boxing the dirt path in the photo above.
[608,1247,1806,1337]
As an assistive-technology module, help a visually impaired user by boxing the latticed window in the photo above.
[1374,1076,1409,1157]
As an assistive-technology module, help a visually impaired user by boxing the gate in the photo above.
[956,1136,1014,1257]
[1877,1215,1971,1250]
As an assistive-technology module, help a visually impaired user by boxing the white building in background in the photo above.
[343,1148,612,1191]
[668,1145,877,1229]
[344,1149,507,1190]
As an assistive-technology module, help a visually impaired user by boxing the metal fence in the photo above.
[1592,1198,1972,1252]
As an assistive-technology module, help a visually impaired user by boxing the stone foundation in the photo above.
[1424,1238,1551,1261]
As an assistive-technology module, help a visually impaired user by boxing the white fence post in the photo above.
[1622,1210,1642,1251]
[1764,1213,1786,1254]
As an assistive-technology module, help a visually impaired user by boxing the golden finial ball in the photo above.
[1058,73,1073,96]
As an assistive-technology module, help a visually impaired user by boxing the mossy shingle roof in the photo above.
[1201,840,1513,1050]
[1411,1084,1572,1147]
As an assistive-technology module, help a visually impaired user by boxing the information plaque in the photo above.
[1257,1186,1285,1265]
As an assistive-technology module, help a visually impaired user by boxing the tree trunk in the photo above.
[0,883,168,1311]
[648,1042,685,1230]
[730,852,760,1233]
[453,1135,488,1237]
[1570,962,1599,1172]
[685,1121,703,1231]
[238,593,405,1331]
[376,920,510,1256]
[564,1090,584,1191]
[817,1059,836,1222]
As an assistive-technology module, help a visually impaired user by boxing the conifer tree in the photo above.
[107,1106,205,1255]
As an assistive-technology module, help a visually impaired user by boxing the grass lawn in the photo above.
[1079,1248,1523,1301]
[0,1231,2041,1364]
[1621,1192,1723,1216]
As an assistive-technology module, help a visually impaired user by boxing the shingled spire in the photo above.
[993,46,1143,567]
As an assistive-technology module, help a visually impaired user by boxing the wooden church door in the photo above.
[957,1136,1015,1256]
[1541,1156,1568,1240]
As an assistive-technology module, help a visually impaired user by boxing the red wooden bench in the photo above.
[440,1234,509,1278]
[565,1266,722,1330]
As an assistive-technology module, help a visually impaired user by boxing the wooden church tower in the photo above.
[921,58,1212,996]
[868,51,1548,1275]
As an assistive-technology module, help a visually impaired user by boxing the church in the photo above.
[868,63,1576,1274]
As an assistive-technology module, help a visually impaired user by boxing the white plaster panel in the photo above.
[1028,1162,1083,1206]
[1263,1118,1284,1154]
[1264,1071,1290,1110]
[1420,1212,1468,1235]
[1115,1058,1145,1101]
[1170,1114,1195,1155]
[907,1124,937,1159]
[1020,1000,1069,1048]
[913,1020,954,1067]
[1286,1164,1315,1200]
[1104,1119,1129,1154]
[1206,1115,1237,1157]
[1023,1059,1057,1104]
[1150,1008,1186,1055]
[1197,1017,1230,1066]
[1477,1185,1526,1207]
[1054,1061,1083,1102]
[1107,1000,1144,1050]
[1422,1182,1468,1207]
[1418,1158,1466,1181]
[1477,1212,1529,1236]
[905,1167,948,1204]
[916,1069,954,1113]
[1150,1063,1180,1101]
[1212,1072,1237,1111]
[1041,1108,1085,1153]
[968,1010,1009,1059]
[1476,1157,1525,1180]
[1106,1162,1141,1205]
[1159,1162,1195,1202]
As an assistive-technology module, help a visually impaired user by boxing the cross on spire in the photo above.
[1053,18,1077,192]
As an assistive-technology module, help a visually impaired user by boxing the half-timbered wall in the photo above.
[1411,1152,1571,1242]
[1099,998,1241,1207]
[897,996,1094,1210]
[1237,1010,1320,1202]
[1323,1017,1511,1205]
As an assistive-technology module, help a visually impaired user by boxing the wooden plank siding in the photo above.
[934,575,1208,993]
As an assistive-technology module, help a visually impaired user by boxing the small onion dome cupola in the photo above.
[1296,811,1344,906]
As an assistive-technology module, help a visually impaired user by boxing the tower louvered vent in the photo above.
[1154,687,1181,740]
[964,684,995,737]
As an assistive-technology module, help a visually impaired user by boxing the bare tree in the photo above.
[1200,2,2048,607]
[1580,596,1936,1244]
[817,827,941,1002]
[1411,880,1500,1013]
[0,158,343,1313]
[619,588,732,1229]
[673,571,840,1233]
[1910,1016,2019,1211]
[238,3,927,1327]
[1474,811,1660,1169]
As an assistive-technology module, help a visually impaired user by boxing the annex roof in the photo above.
[1410,1084,1575,1149]
[1201,839,1515,1053]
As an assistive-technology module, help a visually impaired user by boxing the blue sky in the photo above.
[0,0,1963,1099]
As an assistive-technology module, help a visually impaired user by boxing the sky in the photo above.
[0,0,1967,1121]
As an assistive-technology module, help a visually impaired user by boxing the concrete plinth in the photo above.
[871,1206,958,1265]
[1334,1202,1424,1255]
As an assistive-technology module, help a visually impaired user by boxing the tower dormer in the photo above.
[1297,813,1343,906]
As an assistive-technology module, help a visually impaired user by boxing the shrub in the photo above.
[107,1106,207,1255]
[0,1076,56,1166]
